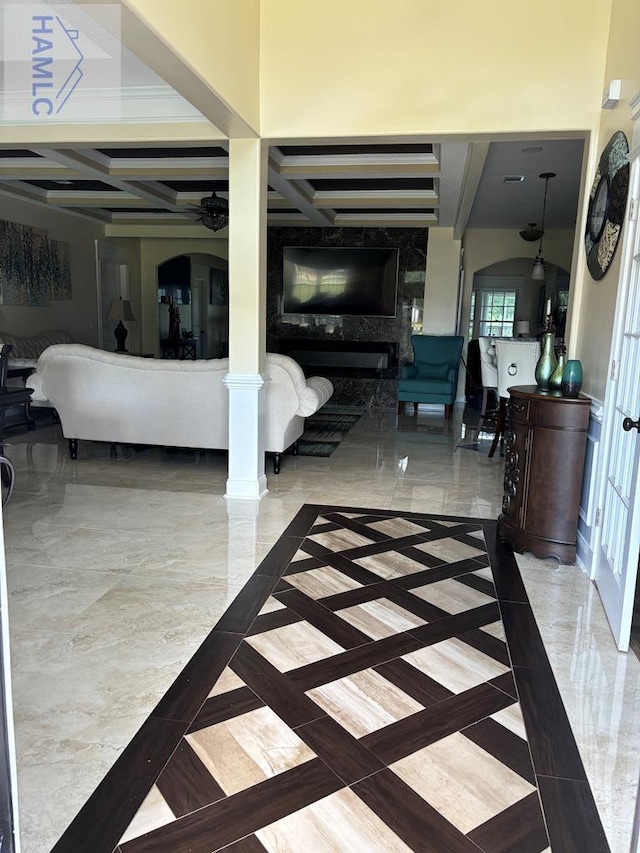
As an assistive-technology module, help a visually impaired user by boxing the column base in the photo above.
[225,476,268,501]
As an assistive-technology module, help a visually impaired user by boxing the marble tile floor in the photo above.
[1,405,639,852]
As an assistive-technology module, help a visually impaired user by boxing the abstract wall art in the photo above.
[0,218,72,306]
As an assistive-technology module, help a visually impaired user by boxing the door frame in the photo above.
[589,91,640,651]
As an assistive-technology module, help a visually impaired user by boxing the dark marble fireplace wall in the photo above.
[267,227,428,405]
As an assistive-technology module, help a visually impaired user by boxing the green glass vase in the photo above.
[535,332,558,390]
[548,349,566,391]
[562,359,583,397]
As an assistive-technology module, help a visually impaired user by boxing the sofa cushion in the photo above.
[415,361,450,381]
[398,377,449,395]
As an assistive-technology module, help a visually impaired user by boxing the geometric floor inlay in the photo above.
[50,505,611,853]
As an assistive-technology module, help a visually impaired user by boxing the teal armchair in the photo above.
[397,335,464,418]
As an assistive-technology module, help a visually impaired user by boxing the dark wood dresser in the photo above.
[497,385,591,563]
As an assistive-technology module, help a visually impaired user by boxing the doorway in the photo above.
[157,253,229,359]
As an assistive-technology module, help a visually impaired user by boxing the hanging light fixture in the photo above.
[531,172,556,280]
[191,183,229,232]
[519,222,543,242]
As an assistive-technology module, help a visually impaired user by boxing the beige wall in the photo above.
[572,0,640,401]
[260,0,611,139]
[122,0,261,135]
[0,199,103,344]
[424,229,461,334]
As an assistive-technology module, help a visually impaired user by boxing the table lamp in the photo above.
[107,298,136,352]
[515,320,530,338]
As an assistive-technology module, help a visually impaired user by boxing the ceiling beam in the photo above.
[32,148,187,211]
[453,142,490,239]
[268,161,334,227]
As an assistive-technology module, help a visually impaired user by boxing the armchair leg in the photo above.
[413,402,418,416]
[397,401,404,415]
[444,403,453,419]
[68,439,78,460]
[273,453,281,475]
[292,441,299,456]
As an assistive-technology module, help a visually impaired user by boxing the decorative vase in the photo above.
[548,348,566,391]
[561,359,583,397]
[535,332,558,390]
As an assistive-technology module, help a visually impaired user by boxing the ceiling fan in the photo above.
[191,184,229,232]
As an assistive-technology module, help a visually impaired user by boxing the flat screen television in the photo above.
[282,246,399,317]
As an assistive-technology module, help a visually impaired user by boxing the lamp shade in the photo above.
[515,320,530,337]
[531,257,545,280]
[107,298,136,322]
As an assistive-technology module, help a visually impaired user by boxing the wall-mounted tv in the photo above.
[282,246,399,317]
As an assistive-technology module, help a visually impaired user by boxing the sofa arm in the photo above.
[296,376,334,416]
[25,372,48,402]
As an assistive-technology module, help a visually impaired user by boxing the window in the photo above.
[476,290,516,337]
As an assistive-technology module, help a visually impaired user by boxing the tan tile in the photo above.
[307,669,422,737]
[354,550,427,580]
[289,548,312,562]
[208,666,246,697]
[119,785,175,844]
[257,787,412,852]
[258,596,287,615]
[413,538,486,562]
[307,528,374,551]
[246,621,344,671]
[472,566,494,582]
[391,732,535,833]
[409,577,494,614]
[479,621,506,641]
[285,566,362,599]
[186,706,315,795]
[402,638,510,694]
[365,517,429,537]
[337,598,426,639]
[491,704,528,740]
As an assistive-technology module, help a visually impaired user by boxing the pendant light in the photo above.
[531,172,556,280]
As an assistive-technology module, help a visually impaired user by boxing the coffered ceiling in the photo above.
[0,136,585,236]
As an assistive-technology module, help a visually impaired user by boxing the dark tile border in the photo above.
[51,505,610,853]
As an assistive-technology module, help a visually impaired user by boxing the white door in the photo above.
[592,154,640,651]
[95,241,131,351]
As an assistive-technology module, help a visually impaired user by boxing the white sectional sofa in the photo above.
[0,329,74,373]
[26,345,334,473]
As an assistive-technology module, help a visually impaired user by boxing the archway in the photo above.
[469,256,570,341]
[157,253,229,359]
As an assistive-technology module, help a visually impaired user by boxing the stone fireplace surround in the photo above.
[267,226,427,407]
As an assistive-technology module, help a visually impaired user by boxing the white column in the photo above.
[224,373,268,499]
[225,137,269,500]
